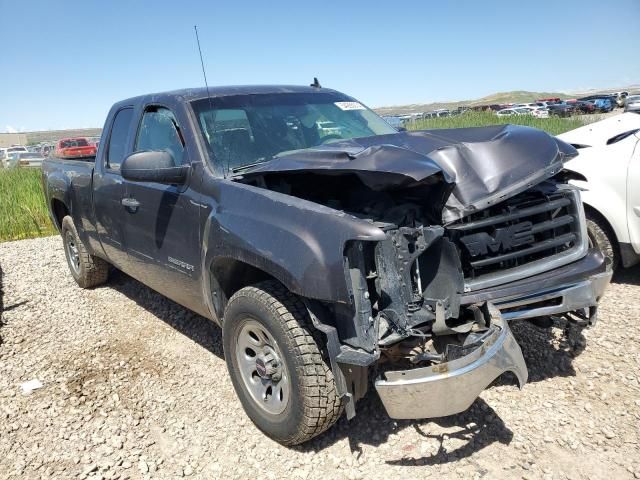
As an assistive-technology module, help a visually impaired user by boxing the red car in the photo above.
[55,138,97,159]
[536,97,562,104]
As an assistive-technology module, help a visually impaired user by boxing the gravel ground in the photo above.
[1,235,639,480]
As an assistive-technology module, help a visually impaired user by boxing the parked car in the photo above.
[624,95,640,113]
[589,98,614,113]
[43,85,610,445]
[536,97,562,104]
[558,113,640,270]
[611,91,629,108]
[40,143,55,157]
[429,109,450,117]
[568,100,597,114]
[381,116,404,129]
[547,103,576,117]
[531,107,549,118]
[579,94,618,109]
[517,107,537,114]
[0,146,29,167]
[4,152,21,168]
[316,120,343,136]
[579,94,611,102]
[422,110,452,118]
[496,107,530,116]
[54,137,97,159]
[87,136,101,148]
[0,145,28,167]
[13,152,46,168]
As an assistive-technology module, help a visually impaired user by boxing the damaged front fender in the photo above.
[202,180,386,318]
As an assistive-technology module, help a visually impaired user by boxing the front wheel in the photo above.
[586,212,618,270]
[223,280,343,445]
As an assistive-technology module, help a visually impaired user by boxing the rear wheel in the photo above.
[61,216,109,288]
[223,280,342,445]
[585,211,618,270]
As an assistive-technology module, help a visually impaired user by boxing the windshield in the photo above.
[191,91,396,172]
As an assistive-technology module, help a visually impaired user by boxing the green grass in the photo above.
[406,111,585,136]
[0,168,56,242]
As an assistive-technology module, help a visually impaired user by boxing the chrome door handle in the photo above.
[121,197,140,211]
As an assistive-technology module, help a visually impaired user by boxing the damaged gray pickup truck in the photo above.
[42,85,612,445]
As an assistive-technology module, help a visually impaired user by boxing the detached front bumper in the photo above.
[375,308,527,419]
[374,250,611,420]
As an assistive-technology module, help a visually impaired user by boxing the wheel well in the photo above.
[51,199,69,231]
[209,258,276,316]
[583,204,619,247]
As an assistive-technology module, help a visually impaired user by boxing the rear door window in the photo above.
[106,108,134,170]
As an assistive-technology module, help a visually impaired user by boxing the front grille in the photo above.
[447,187,585,289]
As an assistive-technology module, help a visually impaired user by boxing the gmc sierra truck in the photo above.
[42,85,612,445]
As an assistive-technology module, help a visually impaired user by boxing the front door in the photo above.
[121,105,202,309]
[627,134,640,252]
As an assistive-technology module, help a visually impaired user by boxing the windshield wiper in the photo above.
[229,158,272,174]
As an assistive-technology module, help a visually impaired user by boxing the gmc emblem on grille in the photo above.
[459,221,535,257]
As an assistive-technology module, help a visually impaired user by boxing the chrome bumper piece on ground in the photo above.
[375,309,528,419]
[374,255,612,420]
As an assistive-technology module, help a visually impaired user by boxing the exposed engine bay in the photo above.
[232,126,587,364]
[239,166,585,360]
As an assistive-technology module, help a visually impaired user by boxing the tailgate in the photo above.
[61,146,96,158]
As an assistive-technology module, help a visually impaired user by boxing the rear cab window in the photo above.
[106,108,134,170]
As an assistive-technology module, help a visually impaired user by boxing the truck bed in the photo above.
[41,156,96,233]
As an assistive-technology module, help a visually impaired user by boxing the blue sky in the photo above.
[1,0,638,132]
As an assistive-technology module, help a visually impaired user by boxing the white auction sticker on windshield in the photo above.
[334,101,366,111]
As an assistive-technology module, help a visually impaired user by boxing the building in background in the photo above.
[0,133,28,148]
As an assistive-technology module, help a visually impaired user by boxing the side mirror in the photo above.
[121,151,189,184]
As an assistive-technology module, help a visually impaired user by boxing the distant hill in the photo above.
[374,85,640,116]
[25,128,102,145]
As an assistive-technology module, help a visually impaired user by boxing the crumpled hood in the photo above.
[237,124,577,223]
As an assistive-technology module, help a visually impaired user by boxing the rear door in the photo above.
[121,105,201,307]
[93,107,134,270]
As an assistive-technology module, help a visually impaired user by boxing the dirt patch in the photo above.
[0,236,639,479]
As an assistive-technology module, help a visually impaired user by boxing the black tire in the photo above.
[586,211,618,270]
[61,216,109,288]
[223,280,343,445]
